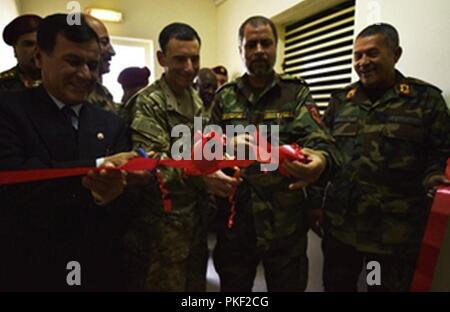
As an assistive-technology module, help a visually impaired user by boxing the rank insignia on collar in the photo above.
[346,88,356,100]
[399,83,411,96]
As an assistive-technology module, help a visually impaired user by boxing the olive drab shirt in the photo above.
[0,66,41,92]
[130,76,208,217]
[118,87,148,127]
[87,82,119,114]
[323,71,450,254]
[211,73,339,250]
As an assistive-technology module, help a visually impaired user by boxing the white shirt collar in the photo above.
[48,93,83,116]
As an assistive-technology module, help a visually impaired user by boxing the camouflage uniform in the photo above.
[0,66,41,92]
[210,73,339,291]
[119,87,152,127]
[322,71,450,291]
[127,76,209,291]
[87,82,119,114]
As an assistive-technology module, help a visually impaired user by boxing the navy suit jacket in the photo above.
[0,86,132,291]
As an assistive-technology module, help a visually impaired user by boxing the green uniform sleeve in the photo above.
[423,90,450,182]
[130,93,205,196]
[293,86,341,182]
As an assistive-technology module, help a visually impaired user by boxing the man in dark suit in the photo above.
[0,14,136,291]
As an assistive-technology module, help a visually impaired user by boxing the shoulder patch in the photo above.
[305,102,324,128]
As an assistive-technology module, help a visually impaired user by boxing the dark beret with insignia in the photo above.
[3,14,42,46]
[212,65,228,76]
[117,66,151,88]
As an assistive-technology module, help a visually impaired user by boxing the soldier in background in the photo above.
[0,14,42,91]
[322,23,450,292]
[129,22,208,291]
[195,67,217,118]
[84,14,118,113]
[205,15,339,292]
[212,65,228,89]
[117,66,151,126]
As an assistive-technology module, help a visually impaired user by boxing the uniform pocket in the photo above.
[332,121,358,137]
[381,119,423,170]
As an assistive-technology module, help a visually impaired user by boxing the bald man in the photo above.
[195,68,217,118]
[84,14,118,113]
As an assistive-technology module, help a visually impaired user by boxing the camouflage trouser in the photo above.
[123,213,208,292]
[213,229,308,292]
[322,233,418,292]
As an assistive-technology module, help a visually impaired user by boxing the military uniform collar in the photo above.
[236,72,280,106]
[348,71,414,110]
[159,74,202,117]
[48,92,83,116]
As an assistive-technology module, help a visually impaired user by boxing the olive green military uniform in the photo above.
[210,73,339,292]
[127,76,209,291]
[87,82,118,114]
[322,71,450,291]
[0,66,41,92]
[119,87,154,127]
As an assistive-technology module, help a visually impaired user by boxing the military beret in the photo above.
[3,14,42,46]
[117,67,151,88]
[212,65,228,76]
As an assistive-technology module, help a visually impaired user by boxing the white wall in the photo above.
[0,0,20,71]
[18,0,217,79]
[354,0,450,105]
[215,0,304,79]
[215,0,349,79]
[13,0,450,106]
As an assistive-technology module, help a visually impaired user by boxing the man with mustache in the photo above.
[205,15,339,291]
[128,22,208,291]
[0,14,42,91]
[322,23,450,291]
[84,14,118,114]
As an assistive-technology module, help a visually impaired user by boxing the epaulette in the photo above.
[0,69,16,81]
[404,77,442,93]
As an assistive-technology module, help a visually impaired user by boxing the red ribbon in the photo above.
[411,158,450,291]
[0,158,252,186]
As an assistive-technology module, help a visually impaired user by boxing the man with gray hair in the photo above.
[322,23,450,291]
